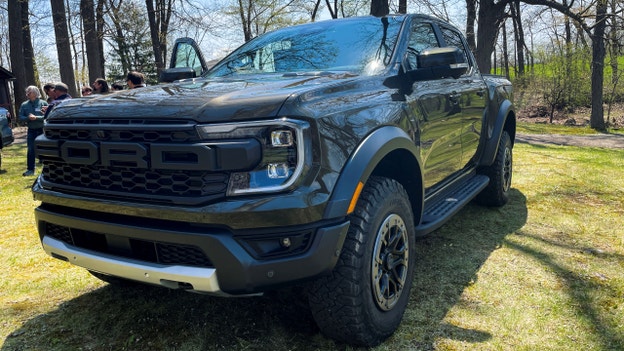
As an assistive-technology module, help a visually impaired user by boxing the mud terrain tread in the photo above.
[476,131,512,206]
[307,176,414,346]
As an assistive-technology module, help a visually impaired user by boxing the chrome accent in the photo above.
[42,236,240,296]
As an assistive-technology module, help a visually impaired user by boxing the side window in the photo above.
[406,23,439,70]
[440,27,472,71]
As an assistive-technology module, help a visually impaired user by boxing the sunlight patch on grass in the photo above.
[2,140,623,350]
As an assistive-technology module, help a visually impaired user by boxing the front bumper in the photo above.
[36,205,349,295]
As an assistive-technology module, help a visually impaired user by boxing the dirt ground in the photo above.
[515,102,624,149]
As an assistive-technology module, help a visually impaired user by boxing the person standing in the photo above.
[43,82,55,103]
[43,82,72,119]
[81,86,93,96]
[92,78,110,94]
[111,82,124,91]
[126,71,146,88]
[18,86,48,176]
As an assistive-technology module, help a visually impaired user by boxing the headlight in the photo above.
[196,118,309,196]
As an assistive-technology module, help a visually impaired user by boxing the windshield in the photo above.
[206,16,403,78]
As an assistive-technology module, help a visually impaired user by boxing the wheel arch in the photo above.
[323,126,423,226]
[480,99,516,167]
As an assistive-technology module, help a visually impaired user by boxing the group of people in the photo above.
[18,71,146,176]
[80,71,146,96]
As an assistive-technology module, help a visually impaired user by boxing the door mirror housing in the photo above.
[160,37,209,83]
[416,47,468,79]
[159,67,196,83]
[384,46,469,94]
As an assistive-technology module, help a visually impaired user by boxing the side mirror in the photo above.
[383,46,469,94]
[160,67,196,83]
[417,47,468,79]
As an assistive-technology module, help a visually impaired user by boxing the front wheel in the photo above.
[307,176,416,347]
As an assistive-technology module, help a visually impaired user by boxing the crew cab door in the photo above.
[437,25,487,168]
[403,21,465,189]
[159,37,209,82]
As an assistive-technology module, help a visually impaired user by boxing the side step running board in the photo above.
[415,175,489,236]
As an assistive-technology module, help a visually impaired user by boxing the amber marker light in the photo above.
[347,181,364,214]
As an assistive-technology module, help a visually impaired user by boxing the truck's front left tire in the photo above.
[307,176,416,347]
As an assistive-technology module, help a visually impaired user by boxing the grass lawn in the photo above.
[1,130,623,351]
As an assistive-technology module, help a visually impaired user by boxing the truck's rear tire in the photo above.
[476,131,513,206]
[307,176,416,347]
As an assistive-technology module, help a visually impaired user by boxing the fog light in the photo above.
[271,130,293,147]
[267,163,290,179]
[280,237,291,248]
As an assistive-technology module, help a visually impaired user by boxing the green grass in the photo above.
[1,133,623,351]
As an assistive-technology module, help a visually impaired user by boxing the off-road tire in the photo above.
[476,130,513,206]
[307,176,416,347]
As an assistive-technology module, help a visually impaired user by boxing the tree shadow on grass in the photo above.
[1,190,528,351]
[400,188,528,348]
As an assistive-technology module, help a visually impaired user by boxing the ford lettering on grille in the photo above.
[36,138,261,171]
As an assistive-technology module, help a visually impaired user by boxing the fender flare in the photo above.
[480,99,515,166]
[323,126,422,219]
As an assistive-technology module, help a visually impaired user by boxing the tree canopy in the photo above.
[0,0,622,130]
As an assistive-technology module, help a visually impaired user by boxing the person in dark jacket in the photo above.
[42,82,72,120]
[126,71,146,88]
[18,85,48,176]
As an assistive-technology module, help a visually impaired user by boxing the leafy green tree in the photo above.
[104,0,157,83]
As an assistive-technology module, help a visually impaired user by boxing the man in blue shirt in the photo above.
[18,85,48,176]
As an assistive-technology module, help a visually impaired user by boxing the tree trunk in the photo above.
[146,0,164,75]
[398,0,406,14]
[8,0,27,115]
[96,0,106,76]
[475,0,506,73]
[502,20,509,78]
[465,0,477,53]
[81,0,104,82]
[370,0,389,17]
[20,0,38,87]
[145,0,172,76]
[510,1,525,76]
[590,0,607,131]
[325,0,337,19]
[609,0,619,86]
[50,0,77,96]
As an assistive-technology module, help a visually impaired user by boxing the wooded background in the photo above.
[0,0,622,130]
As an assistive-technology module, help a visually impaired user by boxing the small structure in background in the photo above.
[0,66,16,124]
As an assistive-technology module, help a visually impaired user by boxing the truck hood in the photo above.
[49,74,358,122]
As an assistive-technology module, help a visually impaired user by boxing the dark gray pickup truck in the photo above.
[34,14,514,346]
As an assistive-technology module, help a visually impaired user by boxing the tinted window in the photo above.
[207,17,403,77]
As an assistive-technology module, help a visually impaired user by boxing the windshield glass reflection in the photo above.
[206,16,402,78]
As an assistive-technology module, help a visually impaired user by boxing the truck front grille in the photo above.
[42,161,228,200]
[45,222,213,268]
[37,119,231,205]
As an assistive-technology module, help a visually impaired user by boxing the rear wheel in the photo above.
[307,176,416,347]
[476,131,513,206]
